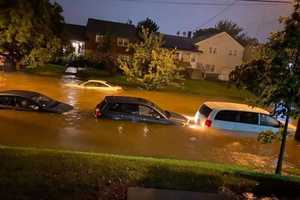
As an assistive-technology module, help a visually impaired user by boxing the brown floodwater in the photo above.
[0,72,300,173]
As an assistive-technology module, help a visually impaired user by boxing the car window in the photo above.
[215,110,238,122]
[199,104,212,117]
[16,97,38,110]
[108,103,139,115]
[139,105,162,119]
[84,82,108,87]
[31,94,53,108]
[260,114,280,127]
[0,96,15,107]
[239,111,258,125]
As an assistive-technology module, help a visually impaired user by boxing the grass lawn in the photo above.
[24,64,67,77]
[1,146,300,200]
[24,65,252,101]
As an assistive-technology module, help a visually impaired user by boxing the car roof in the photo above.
[0,90,41,98]
[203,101,270,115]
[86,80,107,83]
[105,96,152,105]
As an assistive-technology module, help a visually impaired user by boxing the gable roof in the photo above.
[86,18,137,41]
[194,32,220,42]
[195,32,244,48]
[162,34,199,52]
[63,24,86,41]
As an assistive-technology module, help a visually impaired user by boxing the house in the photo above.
[85,18,137,53]
[193,32,245,80]
[64,18,244,81]
[163,34,200,68]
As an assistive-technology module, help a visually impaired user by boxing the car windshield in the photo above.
[149,102,168,117]
[31,94,54,108]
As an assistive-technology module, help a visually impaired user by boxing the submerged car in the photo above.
[95,96,189,125]
[65,80,122,91]
[194,101,282,133]
[0,90,73,113]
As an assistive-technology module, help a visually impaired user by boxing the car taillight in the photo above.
[95,108,102,118]
[205,119,212,128]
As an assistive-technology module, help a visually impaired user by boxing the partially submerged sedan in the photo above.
[0,90,73,113]
[95,96,189,126]
[65,80,122,91]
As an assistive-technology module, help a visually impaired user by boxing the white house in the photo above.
[193,32,245,81]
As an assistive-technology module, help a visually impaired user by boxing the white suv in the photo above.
[194,101,282,133]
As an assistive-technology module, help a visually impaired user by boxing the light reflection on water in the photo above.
[0,72,300,173]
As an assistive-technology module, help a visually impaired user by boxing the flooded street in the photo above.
[0,73,300,173]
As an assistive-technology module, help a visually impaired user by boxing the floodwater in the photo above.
[0,72,300,173]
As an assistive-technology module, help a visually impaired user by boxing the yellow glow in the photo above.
[188,124,204,131]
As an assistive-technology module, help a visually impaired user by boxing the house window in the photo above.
[211,65,215,72]
[233,50,237,56]
[229,50,233,56]
[117,38,129,47]
[175,52,181,60]
[190,55,196,63]
[209,47,213,54]
[213,48,217,54]
[182,53,190,62]
[96,34,104,43]
[71,40,85,56]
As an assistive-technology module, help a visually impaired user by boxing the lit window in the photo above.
[71,40,85,56]
[117,38,129,47]
[96,34,104,43]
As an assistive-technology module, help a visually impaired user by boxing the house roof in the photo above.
[195,32,244,48]
[162,34,199,52]
[63,24,86,41]
[86,18,137,41]
[194,32,220,42]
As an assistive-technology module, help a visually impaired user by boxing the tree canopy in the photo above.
[119,28,184,90]
[0,0,64,70]
[193,20,258,46]
[230,0,300,175]
[136,18,159,40]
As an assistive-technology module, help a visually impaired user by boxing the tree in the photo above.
[119,28,184,90]
[136,18,159,40]
[85,33,120,75]
[230,0,300,175]
[0,0,64,71]
[193,20,258,46]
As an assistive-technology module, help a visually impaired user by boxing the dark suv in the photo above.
[95,96,189,125]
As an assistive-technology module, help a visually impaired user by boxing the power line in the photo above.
[240,0,291,4]
[198,0,238,27]
[114,0,292,6]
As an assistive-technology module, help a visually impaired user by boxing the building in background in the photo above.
[64,18,244,81]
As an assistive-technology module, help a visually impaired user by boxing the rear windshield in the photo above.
[215,110,258,125]
[98,100,108,111]
[199,104,212,117]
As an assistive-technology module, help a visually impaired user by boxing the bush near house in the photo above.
[1,146,300,200]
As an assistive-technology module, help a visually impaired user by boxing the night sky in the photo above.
[54,0,293,42]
